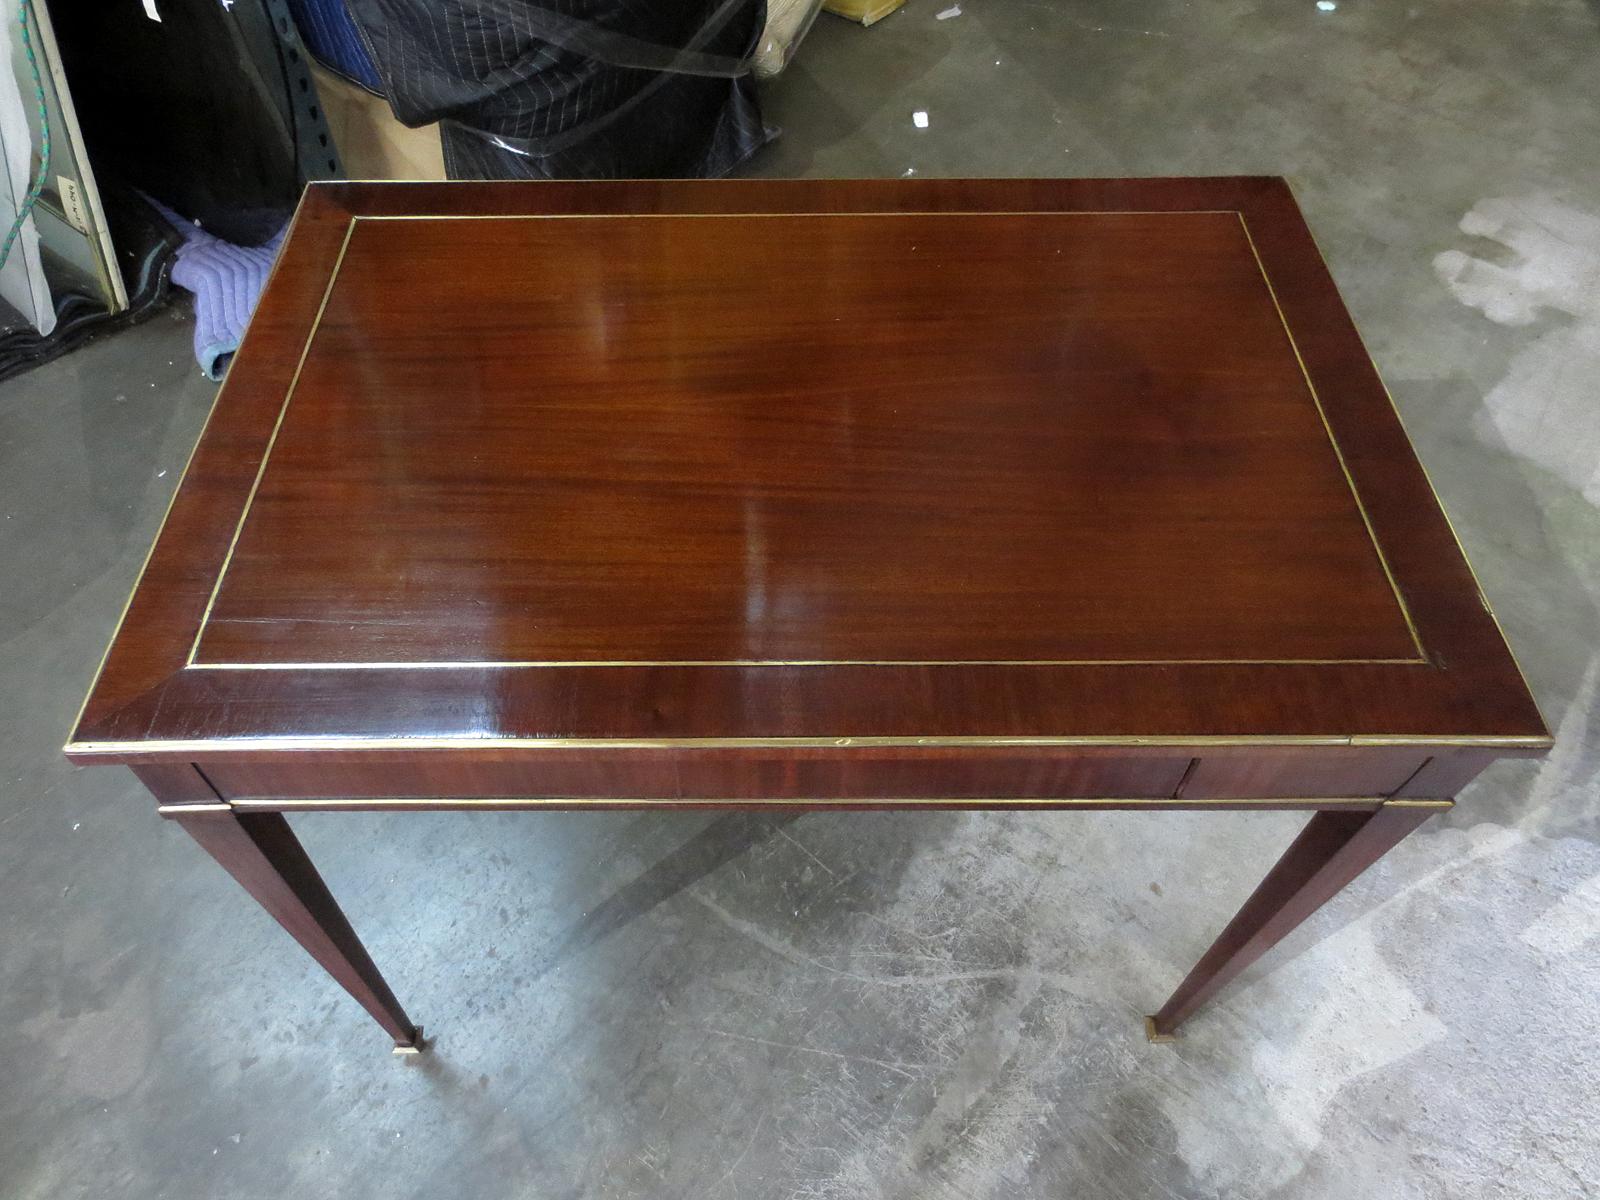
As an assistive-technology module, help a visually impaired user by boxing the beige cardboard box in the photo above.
[823,0,905,25]
[311,62,446,181]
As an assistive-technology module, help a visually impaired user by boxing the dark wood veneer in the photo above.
[69,177,1546,758]
[196,208,1413,667]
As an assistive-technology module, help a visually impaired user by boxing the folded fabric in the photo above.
[155,202,285,380]
[284,0,384,92]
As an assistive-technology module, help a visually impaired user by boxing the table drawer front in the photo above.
[200,748,1192,803]
[1177,748,1428,799]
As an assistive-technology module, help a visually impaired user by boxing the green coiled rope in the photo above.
[0,0,51,272]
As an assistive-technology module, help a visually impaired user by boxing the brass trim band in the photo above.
[79,732,1552,756]
[184,657,1428,670]
[183,796,1457,814]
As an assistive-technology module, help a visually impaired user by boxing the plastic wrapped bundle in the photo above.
[753,0,823,78]
[347,0,774,179]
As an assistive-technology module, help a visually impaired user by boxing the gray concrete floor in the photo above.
[5,2,1600,1196]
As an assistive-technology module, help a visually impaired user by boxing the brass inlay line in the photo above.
[157,794,1456,815]
[1381,383,1540,700]
[1235,212,1427,660]
[64,732,1554,756]
[355,209,1243,221]
[186,217,357,666]
[180,207,1428,673]
[222,795,1389,812]
[185,657,1424,671]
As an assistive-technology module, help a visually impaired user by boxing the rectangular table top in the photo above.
[68,178,1548,760]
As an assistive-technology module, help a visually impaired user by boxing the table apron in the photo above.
[127,745,1502,810]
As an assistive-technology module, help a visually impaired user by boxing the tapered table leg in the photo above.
[170,807,422,1052]
[1147,799,1446,1040]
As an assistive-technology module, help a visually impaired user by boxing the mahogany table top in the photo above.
[67,178,1548,759]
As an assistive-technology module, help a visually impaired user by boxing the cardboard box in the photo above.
[311,63,445,181]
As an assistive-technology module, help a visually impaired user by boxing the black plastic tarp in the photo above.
[346,0,772,179]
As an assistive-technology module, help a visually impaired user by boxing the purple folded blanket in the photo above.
[157,203,287,380]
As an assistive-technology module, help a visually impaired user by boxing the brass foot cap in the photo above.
[393,1025,426,1057]
[1144,1016,1178,1044]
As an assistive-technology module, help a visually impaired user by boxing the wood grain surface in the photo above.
[68,178,1548,776]
[193,209,1414,667]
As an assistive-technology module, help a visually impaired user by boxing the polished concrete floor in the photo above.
[5,3,1599,1197]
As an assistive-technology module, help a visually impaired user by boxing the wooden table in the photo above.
[67,178,1549,1052]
